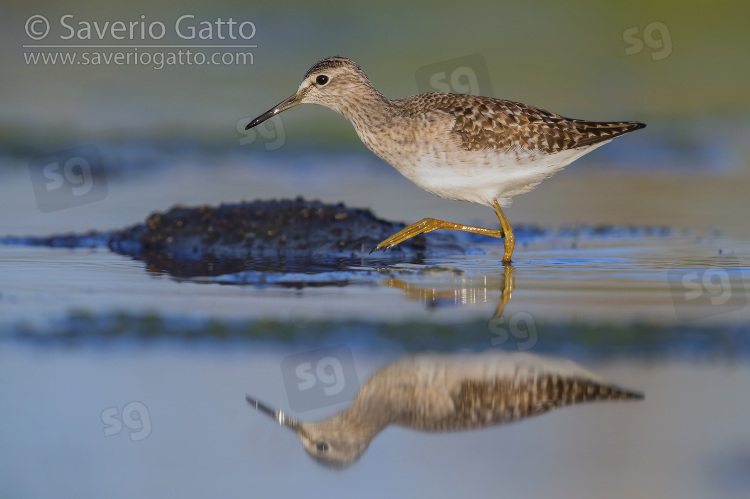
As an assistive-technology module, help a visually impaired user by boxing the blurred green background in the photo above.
[2,0,748,149]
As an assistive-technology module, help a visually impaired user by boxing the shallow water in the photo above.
[1,150,749,499]
[2,345,749,499]
[3,0,750,493]
[2,236,749,331]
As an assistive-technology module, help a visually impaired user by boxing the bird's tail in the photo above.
[560,377,645,406]
[572,120,646,147]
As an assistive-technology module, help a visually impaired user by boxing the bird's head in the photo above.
[245,395,372,470]
[245,56,376,130]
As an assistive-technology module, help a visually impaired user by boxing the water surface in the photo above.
[1,148,749,499]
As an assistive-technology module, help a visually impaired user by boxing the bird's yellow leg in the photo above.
[371,217,504,253]
[492,201,515,264]
[372,201,516,263]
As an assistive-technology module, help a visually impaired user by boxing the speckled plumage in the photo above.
[430,93,644,154]
[247,352,643,468]
[246,56,646,262]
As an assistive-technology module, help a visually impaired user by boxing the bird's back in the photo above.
[402,92,645,154]
[365,352,642,432]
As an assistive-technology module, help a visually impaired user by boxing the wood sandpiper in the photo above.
[246,56,646,263]
[246,352,643,468]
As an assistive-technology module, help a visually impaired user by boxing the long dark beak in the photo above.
[246,395,301,433]
[245,93,303,130]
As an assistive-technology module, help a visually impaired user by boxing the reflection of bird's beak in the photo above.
[245,93,303,130]
[246,395,301,433]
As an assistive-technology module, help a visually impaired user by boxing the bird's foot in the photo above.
[370,218,444,253]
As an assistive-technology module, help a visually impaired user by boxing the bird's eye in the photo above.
[316,75,329,86]
[316,441,329,452]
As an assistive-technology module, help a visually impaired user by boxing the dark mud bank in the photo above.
[2,198,473,276]
[1,197,682,278]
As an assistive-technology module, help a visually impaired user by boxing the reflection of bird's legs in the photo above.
[382,277,450,308]
[491,265,515,320]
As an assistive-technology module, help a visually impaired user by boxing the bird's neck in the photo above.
[323,395,393,443]
[338,86,395,131]
[345,402,391,431]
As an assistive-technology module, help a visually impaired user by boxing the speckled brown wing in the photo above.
[441,374,644,431]
[408,93,645,154]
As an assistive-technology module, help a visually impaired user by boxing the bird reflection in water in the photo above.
[246,351,643,469]
[385,264,515,328]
